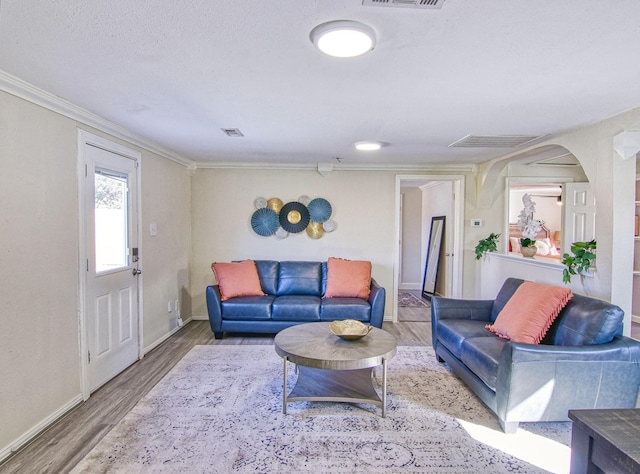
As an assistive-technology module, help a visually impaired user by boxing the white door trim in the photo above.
[393,174,465,322]
[77,130,143,400]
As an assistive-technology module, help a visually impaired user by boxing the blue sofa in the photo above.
[432,278,640,433]
[206,260,386,339]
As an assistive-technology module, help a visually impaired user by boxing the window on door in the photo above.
[94,168,129,273]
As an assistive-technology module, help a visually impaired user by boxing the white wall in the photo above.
[140,155,192,350]
[190,168,397,319]
[400,187,422,288]
[0,90,192,458]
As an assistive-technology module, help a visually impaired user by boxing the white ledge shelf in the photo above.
[488,252,564,270]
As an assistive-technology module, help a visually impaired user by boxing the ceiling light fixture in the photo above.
[354,141,382,151]
[310,20,376,58]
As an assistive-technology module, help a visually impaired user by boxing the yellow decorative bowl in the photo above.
[329,319,373,340]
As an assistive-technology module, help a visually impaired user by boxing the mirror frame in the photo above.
[422,216,446,300]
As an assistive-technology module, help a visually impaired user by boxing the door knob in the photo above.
[132,268,142,275]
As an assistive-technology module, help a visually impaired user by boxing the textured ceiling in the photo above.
[1,0,640,166]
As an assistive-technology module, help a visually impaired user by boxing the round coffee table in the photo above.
[274,321,397,417]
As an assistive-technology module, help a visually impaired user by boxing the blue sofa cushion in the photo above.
[272,295,321,321]
[277,261,323,296]
[490,278,525,322]
[321,298,371,322]
[220,295,275,320]
[255,260,279,295]
[460,336,508,391]
[543,293,624,346]
[438,319,494,359]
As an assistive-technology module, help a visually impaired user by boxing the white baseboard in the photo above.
[633,315,640,324]
[398,283,421,290]
[0,394,84,464]
[191,314,209,321]
[143,316,194,355]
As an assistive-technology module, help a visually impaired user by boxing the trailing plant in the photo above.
[475,233,501,260]
[562,240,597,284]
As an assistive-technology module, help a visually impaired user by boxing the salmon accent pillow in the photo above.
[211,260,265,301]
[486,281,573,344]
[324,257,372,299]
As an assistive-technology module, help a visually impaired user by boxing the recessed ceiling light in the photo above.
[310,20,376,58]
[354,141,382,151]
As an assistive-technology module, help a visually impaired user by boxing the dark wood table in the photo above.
[568,408,640,473]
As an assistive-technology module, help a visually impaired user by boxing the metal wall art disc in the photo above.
[298,195,311,206]
[306,221,324,239]
[322,219,336,232]
[267,197,283,214]
[251,208,279,236]
[254,197,267,209]
[275,226,289,239]
[279,201,310,233]
[308,198,332,223]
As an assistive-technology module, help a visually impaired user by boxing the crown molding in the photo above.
[194,160,474,173]
[0,70,195,168]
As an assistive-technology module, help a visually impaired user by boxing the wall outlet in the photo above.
[470,219,483,227]
[167,300,173,313]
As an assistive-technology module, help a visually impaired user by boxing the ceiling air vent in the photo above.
[362,0,446,10]
[448,135,543,148]
[221,128,244,137]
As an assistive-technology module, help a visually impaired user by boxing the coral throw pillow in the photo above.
[211,260,265,301]
[324,257,372,299]
[486,281,572,344]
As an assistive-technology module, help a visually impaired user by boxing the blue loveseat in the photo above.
[432,278,640,433]
[206,260,386,339]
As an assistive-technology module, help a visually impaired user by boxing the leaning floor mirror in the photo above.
[422,216,445,300]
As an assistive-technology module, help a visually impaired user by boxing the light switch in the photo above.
[150,223,157,236]
[470,219,483,227]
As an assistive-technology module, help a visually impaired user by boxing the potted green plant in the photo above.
[475,233,501,260]
[562,240,597,284]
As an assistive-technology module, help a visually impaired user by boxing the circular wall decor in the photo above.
[275,226,289,239]
[254,197,267,209]
[279,201,310,233]
[298,195,311,206]
[308,198,332,223]
[306,221,324,239]
[251,207,279,236]
[322,219,336,232]
[267,197,283,214]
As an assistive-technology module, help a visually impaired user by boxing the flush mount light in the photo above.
[310,20,376,58]
[354,141,382,151]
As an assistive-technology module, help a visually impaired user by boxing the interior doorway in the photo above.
[393,175,465,322]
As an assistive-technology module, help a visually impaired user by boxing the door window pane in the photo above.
[95,169,128,273]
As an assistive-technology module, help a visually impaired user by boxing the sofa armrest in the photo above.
[368,278,386,328]
[206,285,223,334]
[495,336,640,425]
[505,336,640,363]
[431,297,494,353]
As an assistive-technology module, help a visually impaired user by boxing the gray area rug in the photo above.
[398,291,430,307]
[72,345,571,473]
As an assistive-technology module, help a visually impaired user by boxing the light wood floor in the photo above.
[0,308,431,473]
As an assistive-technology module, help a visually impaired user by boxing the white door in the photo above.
[82,138,140,392]
[563,182,596,254]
